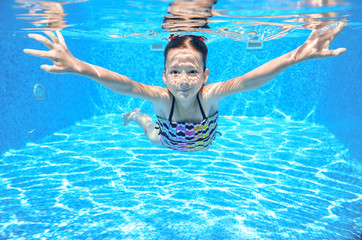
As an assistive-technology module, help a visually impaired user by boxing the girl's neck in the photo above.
[175,95,198,112]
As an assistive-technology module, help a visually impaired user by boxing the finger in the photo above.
[55,30,67,47]
[44,31,59,44]
[333,21,347,37]
[335,21,347,33]
[41,64,64,73]
[321,48,347,58]
[330,47,347,56]
[23,49,51,59]
[327,21,347,41]
[28,33,53,49]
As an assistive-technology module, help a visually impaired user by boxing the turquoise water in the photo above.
[1,0,361,239]
[1,115,361,239]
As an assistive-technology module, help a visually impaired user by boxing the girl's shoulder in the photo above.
[199,86,220,117]
[152,89,173,118]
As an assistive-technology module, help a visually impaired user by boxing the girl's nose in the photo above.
[179,72,189,88]
[180,80,189,88]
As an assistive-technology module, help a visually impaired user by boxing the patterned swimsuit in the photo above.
[156,94,219,152]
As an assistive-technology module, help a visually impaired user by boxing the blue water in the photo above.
[1,115,361,239]
[1,0,361,239]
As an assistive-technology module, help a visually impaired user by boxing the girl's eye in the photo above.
[189,70,198,75]
[170,70,179,74]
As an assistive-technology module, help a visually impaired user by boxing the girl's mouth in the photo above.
[179,88,191,93]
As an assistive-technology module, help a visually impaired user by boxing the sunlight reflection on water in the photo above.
[13,0,353,42]
[1,114,360,239]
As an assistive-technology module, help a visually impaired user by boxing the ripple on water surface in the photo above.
[1,115,361,240]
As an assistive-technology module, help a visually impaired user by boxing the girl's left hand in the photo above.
[294,22,347,62]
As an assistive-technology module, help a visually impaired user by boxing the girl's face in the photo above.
[163,47,209,101]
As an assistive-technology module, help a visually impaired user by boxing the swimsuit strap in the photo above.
[197,93,207,119]
[168,95,175,121]
[168,93,206,121]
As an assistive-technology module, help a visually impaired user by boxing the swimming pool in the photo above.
[1,0,361,239]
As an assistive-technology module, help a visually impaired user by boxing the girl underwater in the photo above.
[23,22,346,152]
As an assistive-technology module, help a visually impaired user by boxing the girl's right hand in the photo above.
[24,31,80,74]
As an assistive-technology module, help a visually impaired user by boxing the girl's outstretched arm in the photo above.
[206,22,347,100]
[24,31,166,102]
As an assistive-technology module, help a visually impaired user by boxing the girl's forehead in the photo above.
[166,48,202,66]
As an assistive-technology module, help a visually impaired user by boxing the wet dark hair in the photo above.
[164,35,208,71]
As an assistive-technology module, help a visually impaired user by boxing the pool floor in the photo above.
[1,115,361,239]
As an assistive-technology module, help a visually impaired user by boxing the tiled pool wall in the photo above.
[1,29,360,159]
